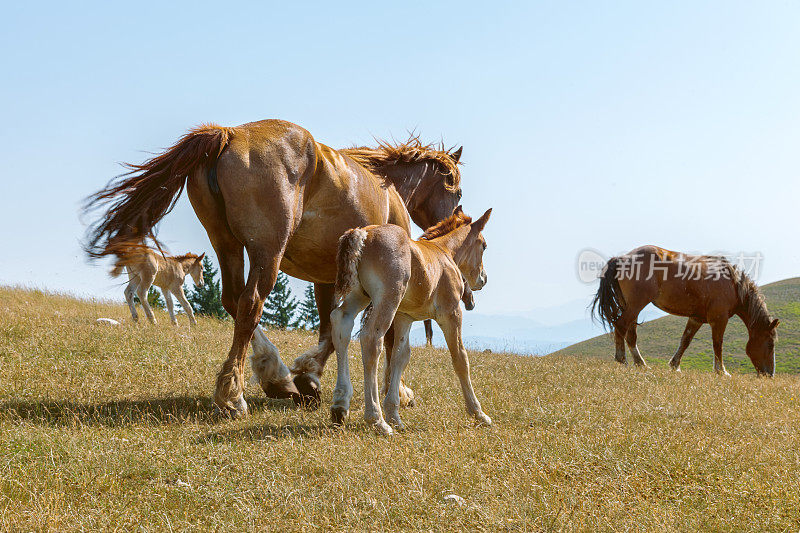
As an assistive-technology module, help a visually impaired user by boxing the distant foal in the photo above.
[112,245,205,326]
[330,207,492,435]
[592,245,778,375]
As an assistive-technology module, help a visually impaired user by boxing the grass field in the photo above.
[556,277,800,374]
[2,286,800,531]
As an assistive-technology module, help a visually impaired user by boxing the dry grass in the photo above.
[2,286,800,532]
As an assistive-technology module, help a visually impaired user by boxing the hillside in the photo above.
[555,277,800,373]
[2,286,800,530]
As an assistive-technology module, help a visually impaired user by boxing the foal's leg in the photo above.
[438,310,491,426]
[669,318,703,372]
[174,285,197,326]
[329,290,370,425]
[124,273,139,323]
[709,315,731,377]
[383,315,414,429]
[361,297,402,435]
[625,323,648,368]
[291,282,336,407]
[382,324,415,408]
[163,289,178,326]
[135,273,157,324]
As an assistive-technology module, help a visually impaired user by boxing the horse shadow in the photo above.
[0,395,295,428]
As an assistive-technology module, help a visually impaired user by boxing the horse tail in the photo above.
[335,228,368,301]
[105,242,151,278]
[84,124,234,258]
[591,256,626,330]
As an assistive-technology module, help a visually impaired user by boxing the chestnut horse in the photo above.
[85,119,463,417]
[592,245,778,375]
[330,207,492,435]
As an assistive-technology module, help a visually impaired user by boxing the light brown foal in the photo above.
[111,245,205,326]
[592,245,778,375]
[330,207,492,435]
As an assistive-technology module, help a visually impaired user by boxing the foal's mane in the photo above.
[172,252,200,262]
[727,262,771,329]
[342,134,462,191]
[419,211,472,240]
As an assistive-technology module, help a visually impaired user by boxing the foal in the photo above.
[330,207,492,435]
[592,245,778,375]
[111,245,205,326]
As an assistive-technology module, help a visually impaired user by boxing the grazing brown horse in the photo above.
[330,207,492,434]
[85,119,463,417]
[592,245,778,376]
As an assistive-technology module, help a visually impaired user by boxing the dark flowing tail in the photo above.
[84,124,234,258]
[591,257,626,330]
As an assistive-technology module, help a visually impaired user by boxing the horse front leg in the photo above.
[709,315,731,377]
[669,318,703,372]
[291,282,337,409]
[438,310,491,426]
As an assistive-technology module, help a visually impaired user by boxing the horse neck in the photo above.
[427,225,471,260]
[380,162,428,205]
[734,288,769,331]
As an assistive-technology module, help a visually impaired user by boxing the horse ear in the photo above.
[471,208,492,232]
[454,205,464,215]
[450,146,463,163]
[196,252,205,263]
[770,318,780,330]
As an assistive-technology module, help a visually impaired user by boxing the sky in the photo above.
[1,1,799,317]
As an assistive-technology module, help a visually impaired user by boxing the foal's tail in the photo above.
[335,228,368,301]
[83,124,234,258]
[106,242,151,278]
[591,257,626,330]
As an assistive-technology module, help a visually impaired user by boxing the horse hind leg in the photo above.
[135,273,157,324]
[329,289,370,425]
[625,323,648,368]
[361,294,403,436]
[124,274,139,323]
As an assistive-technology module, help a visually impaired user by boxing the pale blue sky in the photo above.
[1,2,799,315]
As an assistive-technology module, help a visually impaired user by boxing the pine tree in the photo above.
[292,283,320,330]
[260,272,297,328]
[186,257,228,319]
[134,286,165,309]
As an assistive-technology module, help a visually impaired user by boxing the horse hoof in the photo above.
[213,398,248,420]
[374,420,394,436]
[330,406,349,426]
[263,378,302,404]
[292,373,321,410]
[476,413,492,427]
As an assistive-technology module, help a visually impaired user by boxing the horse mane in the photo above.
[727,262,771,329]
[172,252,200,264]
[419,210,472,240]
[341,134,462,191]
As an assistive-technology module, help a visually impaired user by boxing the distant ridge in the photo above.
[553,278,800,374]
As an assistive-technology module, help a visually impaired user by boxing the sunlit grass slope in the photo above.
[1,286,800,531]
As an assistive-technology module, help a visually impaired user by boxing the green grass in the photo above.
[556,277,800,374]
[2,285,800,531]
